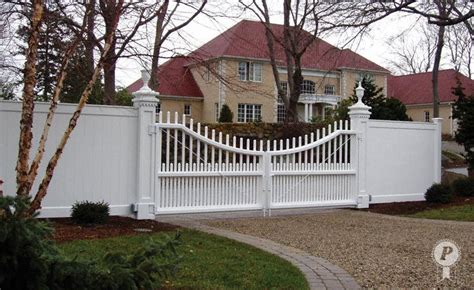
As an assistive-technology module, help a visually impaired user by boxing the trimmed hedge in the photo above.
[451,177,474,197]
[71,200,110,225]
[425,184,453,204]
[203,122,327,141]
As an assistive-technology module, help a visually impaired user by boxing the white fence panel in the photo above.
[0,101,138,217]
[366,119,442,203]
[154,113,264,214]
[269,121,357,208]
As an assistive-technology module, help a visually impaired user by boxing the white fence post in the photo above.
[262,151,272,215]
[348,82,371,209]
[432,118,443,183]
[133,70,159,219]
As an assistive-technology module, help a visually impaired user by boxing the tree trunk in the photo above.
[150,0,169,91]
[16,0,44,197]
[103,40,116,105]
[101,0,118,105]
[85,0,96,79]
[432,23,445,118]
[26,39,82,196]
[27,0,123,214]
[260,0,289,120]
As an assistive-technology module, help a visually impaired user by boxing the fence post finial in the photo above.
[348,82,371,209]
[133,70,159,220]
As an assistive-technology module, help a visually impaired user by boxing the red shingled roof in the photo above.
[388,70,474,105]
[128,20,389,96]
[189,20,389,73]
[127,56,203,98]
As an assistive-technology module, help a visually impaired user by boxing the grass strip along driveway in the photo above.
[206,210,473,288]
[60,229,308,289]
[408,204,474,221]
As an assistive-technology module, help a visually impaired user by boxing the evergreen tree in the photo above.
[17,3,104,103]
[60,46,104,105]
[0,81,16,100]
[218,104,233,123]
[351,77,410,121]
[452,80,474,176]
[115,87,134,106]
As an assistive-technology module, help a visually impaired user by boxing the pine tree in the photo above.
[17,3,104,103]
[218,104,233,123]
[60,46,104,105]
[351,76,385,108]
[351,76,410,121]
[452,80,474,176]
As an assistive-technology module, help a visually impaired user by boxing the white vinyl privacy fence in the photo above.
[0,74,442,219]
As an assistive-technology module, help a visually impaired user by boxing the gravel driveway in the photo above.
[205,210,473,288]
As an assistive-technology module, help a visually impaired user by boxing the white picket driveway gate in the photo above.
[154,112,358,214]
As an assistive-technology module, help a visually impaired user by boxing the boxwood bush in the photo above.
[71,200,110,225]
[451,177,474,197]
[425,184,453,204]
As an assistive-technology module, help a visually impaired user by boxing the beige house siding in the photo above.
[190,60,220,123]
[159,97,203,121]
[165,57,388,123]
[406,104,453,135]
[340,70,387,99]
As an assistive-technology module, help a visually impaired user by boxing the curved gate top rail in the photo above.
[154,111,358,214]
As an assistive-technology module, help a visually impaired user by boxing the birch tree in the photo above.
[12,0,125,215]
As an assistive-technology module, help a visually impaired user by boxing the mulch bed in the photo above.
[43,216,179,243]
[365,195,473,216]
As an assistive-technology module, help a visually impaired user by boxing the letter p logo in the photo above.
[440,246,453,261]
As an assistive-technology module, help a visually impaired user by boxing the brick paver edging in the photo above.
[168,219,360,290]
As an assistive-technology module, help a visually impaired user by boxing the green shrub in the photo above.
[0,196,182,290]
[218,104,233,123]
[48,234,182,290]
[425,184,453,203]
[71,200,110,225]
[0,196,57,290]
[452,177,474,197]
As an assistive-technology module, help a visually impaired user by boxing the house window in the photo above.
[277,98,286,123]
[205,67,211,82]
[301,80,315,94]
[215,103,220,121]
[424,111,430,122]
[155,103,161,114]
[324,85,335,95]
[358,72,374,82]
[239,61,262,82]
[277,81,288,123]
[237,104,262,122]
[184,104,191,116]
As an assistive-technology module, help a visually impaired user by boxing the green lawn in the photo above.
[59,229,308,289]
[408,204,474,222]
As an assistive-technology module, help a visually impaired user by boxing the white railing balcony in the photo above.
[299,94,342,106]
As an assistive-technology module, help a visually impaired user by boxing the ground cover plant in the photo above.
[59,229,309,289]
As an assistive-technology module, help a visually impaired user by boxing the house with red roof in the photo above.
[128,20,390,123]
[388,69,474,135]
